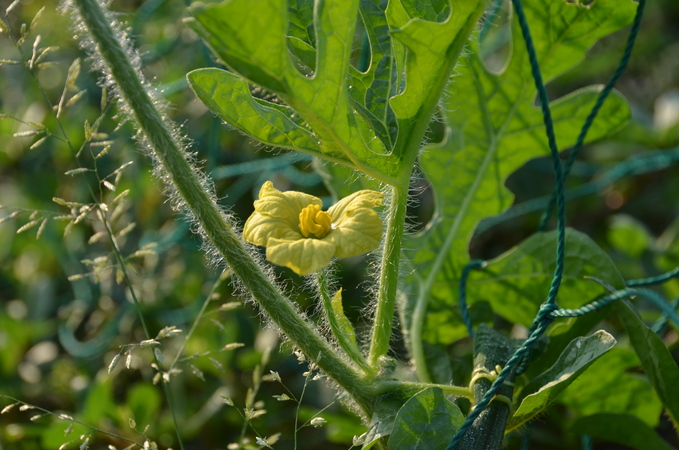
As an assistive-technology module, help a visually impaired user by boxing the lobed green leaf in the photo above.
[187,0,485,184]
[187,69,322,154]
[406,0,636,346]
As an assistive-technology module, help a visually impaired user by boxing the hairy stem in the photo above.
[368,184,409,368]
[71,0,375,415]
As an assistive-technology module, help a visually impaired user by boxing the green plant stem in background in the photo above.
[168,269,232,373]
[71,0,376,415]
[99,216,187,450]
[400,1,489,382]
[411,273,443,383]
[368,183,409,368]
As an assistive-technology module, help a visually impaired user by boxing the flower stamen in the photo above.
[299,204,332,238]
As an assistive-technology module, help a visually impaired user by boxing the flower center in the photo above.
[299,204,332,238]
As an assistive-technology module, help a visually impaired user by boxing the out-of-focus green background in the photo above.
[1,0,678,448]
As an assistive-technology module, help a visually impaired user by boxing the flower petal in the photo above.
[266,237,335,276]
[243,181,320,246]
[328,190,383,221]
[327,190,383,258]
[243,211,302,246]
[255,181,321,223]
[327,212,383,258]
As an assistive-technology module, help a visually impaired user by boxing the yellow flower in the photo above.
[243,181,384,276]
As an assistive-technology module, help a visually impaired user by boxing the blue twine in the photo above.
[582,435,593,450]
[538,0,646,231]
[627,265,679,287]
[459,260,486,340]
[447,303,556,449]
[449,0,568,443]
[652,295,679,334]
[515,302,560,375]
[517,287,679,373]
[509,0,566,312]
[446,0,566,422]
[550,288,679,329]
[549,290,636,318]
[503,0,569,374]
[447,0,648,445]
[476,148,679,236]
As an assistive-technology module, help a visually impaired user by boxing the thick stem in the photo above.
[72,0,375,415]
[457,325,517,450]
[368,184,409,368]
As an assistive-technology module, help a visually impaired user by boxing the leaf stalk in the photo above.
[368,183,409,368]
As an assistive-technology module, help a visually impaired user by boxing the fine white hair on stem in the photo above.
[57,0,309,336]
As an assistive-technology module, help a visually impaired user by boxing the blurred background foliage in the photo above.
[0,0,678,449]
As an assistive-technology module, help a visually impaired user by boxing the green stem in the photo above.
[410,283,432,382]
[71,0,375,416]
[375,380,473,400]
[457,325,517,450]
[168,269,232,372]
[368,184,409,368]
[316,269,373,374]
[403,1,489,383]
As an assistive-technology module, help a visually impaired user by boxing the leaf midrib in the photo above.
[417,0,604,290]
[419,59,529,296]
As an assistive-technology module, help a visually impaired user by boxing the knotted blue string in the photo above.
[447,0,647,446]
[448,0,567,445]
